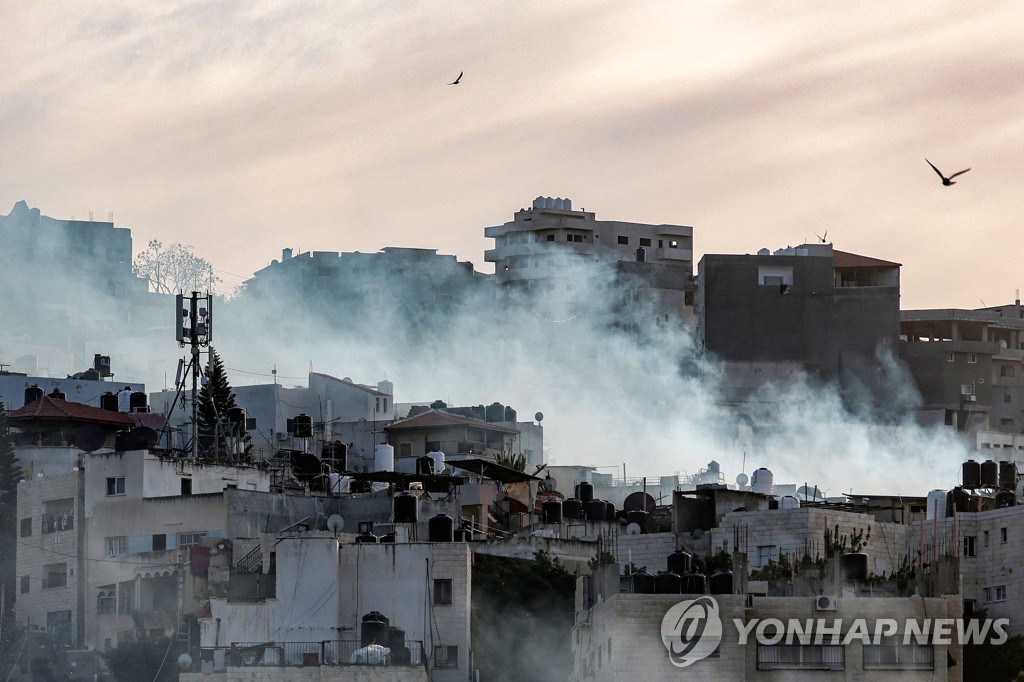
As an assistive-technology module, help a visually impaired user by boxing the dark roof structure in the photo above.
[385,409,518,434]
[8,396,133,428]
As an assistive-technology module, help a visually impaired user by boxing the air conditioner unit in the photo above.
[816,595,838,611]
[276,432,289,441]
[964,395,977,402]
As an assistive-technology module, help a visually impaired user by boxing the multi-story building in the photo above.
[697,243,901,401]
[901,301,1024,440]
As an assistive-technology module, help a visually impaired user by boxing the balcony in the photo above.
[41,510,74,534]
[655,247,693,263]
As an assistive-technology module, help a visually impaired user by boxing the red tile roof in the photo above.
[833,250,901,268]
[8,396,134,427]
[385,409,518,433]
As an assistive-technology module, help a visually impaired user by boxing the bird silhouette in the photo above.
[926,159,970,186]
[448,71,463,85]
[815,230,828,244]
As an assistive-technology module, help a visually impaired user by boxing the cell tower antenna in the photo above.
[175,292,213,458]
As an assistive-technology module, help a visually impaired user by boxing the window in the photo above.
[669,240,679,248]
[433,645,458,669]
[863,636,933,670]
[1002,418,1014,427]
[617,236,629,245]
[757,644,844,671]
[179,531,207,547]
[963,536,976,557]
[757,545,777,566]
[97,587,116,615]
[1001,527,1008,543]
[968,354,978,364]
[948,352,955,362]
[434,579,453,606]
[639,238,651,247]
[106,536,127,557]
[152,534,166,552]
[1005,392,1013,403]
[47,610,73,649]
[984,530,990,546]
[42,499,74,533]
[20,575,29,594]
[20,517,31,537]
[1001,365,1016,377]
[42,563,67,589]
[984,585,1007,602]
[181,478,192,496]
[546,234,554,242]
[763,275,783,286]
[106,477,125,496]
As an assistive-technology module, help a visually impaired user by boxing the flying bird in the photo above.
[815,230,828,244]
[926,159,971,186]
[448,71,463,85]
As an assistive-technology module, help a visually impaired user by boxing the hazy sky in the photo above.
[2,1,1022,308]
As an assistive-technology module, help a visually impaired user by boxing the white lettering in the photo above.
[904,619,930,645]
[734,619,758,646]
[786,619,813,645]
[990,619,1010,646]
[933,619,954,645]
[872,618,897,644]
[842,619,871,645]
[814,619,841,645]
[756,619,785,645]
[957,618,990,645]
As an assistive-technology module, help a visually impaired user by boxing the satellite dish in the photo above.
[626,523,642,536]
[736,473,749,487]
[177,653,193,670]
[71,424,106,452]
[327,514,345,534]
[534,412,544,423]
[797,486,822,502]
[622,491,657,513]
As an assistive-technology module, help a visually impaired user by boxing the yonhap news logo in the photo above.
[660,595,1010,667]
[660,596,723,667]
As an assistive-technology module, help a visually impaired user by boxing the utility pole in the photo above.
[176,292,212,458]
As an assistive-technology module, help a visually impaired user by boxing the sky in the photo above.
[2,1,1023,307]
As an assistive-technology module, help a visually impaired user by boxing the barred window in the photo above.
[864,636,933,670]
[757,644,844,671]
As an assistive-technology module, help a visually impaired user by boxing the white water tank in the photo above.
[750,468,774,495]
[374,444,395,473]
[926,489,946,520]
[533,196,545,209]
[429,450,447,474]
[780,495,800,509]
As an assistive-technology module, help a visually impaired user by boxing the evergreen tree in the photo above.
[0,403,24,633]
[196,350,238,458]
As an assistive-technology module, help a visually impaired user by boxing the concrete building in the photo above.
[697,244,901,401]
[901,302,1024,439]
[0,369,143,414]
[385,409,522,468]
[151,371,396,466]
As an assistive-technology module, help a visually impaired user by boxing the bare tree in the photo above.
[133,239,220,294]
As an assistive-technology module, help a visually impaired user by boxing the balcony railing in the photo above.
[41,511,74,534]
[223,640,424,667]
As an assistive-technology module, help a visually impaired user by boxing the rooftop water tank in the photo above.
[632,570,655,594]
[962,460,981,489]
[981,460,999,488]
[542,500,563,524]
[575,482,594,504]
[563,499,583,520]
[841,552,868,582]
[709,569,733,595]
[129,391,147,413]
[429,514,455,542]
[925,489,946,520]
[655,572,682,594]
[100,392,119,412]
[681,572,706,595]
[394,492,418,524]
[360,612,390,648]
[779,495,800,510]
[750,468,774,495]
[293,414,313,438]
[1000,461,1018,490]
[374,444,395,473]
[667,550,691,576]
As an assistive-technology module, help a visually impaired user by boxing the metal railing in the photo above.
[41,510,74,534]
[224,640,424,667]
[235,545,263,574]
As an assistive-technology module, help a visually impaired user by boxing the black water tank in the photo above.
[768,498,779,510]
[24,385,43,406]
[504,406,517,422]
[394,493,418,524]
[542,500,563,523]
[114,431,129,452]
[681,572,706,594]
[632,570,655,594]
[94,354,111,375]
[563,499,583,520]
[322,441,348,471]
[655,571,682,594]
[129,391,147,413]
[667,550,691,576]
[361,612,390,647]
[389,626,409,665]
[380,533,396,543]
[962,460,981,489]
[485,402,505,422]
[841,552,869,582]
[997,490,1016,508]
[710,569,734,595]
[416,456,436,476]
[227,407,246,426]
[575,482,594,504]
[48,388,66,401]
[350,480,372,494]
[981,460,999,488]
[947,487,970,516]
[293,414,313,438]
[356,532,378,544]
[604,501,616,522]
[586,499,605,521]
[429,514,455,542]
[454,528,472,542]
[1000,461,1018,490]
[100,392,119,412]
[626,509,649,533]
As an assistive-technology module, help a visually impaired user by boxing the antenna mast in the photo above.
[176,292,213,458]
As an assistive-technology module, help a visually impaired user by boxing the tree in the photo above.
[103,638,180,682]
[133,239,220,294]
[0,403,23,636]
[196,350,239,458]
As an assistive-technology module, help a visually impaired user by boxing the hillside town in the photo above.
[1,197,1022,681]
